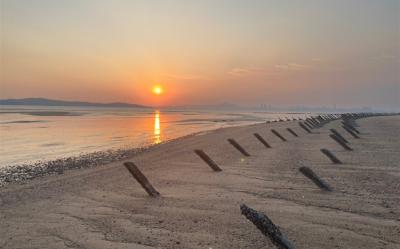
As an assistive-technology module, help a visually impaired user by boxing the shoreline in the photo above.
[0,123,256,187]
[0,148,143,187]
[0,112,389,187]
[1,114,399,248]
[0,108,310,176]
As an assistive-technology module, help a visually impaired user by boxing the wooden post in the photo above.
[240,204,297,249]
[310,118,320,127]
[299,122,311,133]
[305,120,315,129]
[342,121,360,132]
[299,166,332,191]
[344,123,361,134]
[271,129,287,142]
[342,125,360,139]
[253,133,272,148]
[227,138,250,156]
[306,121,315,129]
[194,149,222,172]
[330,129,349,143]
[315,118,322,127]
[320,148,342,164]
[124,162,160,197]
[329,134,353,151]
[286,128,298,137]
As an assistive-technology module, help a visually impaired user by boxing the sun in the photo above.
[152,85,163,95]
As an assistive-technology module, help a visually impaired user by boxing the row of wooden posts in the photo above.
[122,112,397,248]
[123,112,345,196]
[241,112,393,248]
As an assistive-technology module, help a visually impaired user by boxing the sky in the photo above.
[1,0,399,109]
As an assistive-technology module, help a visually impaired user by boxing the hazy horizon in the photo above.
[1,0,399,110]
[0,96,385,112]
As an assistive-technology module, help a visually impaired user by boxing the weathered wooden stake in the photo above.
[286,128,298,137]
[227,138,250,156]
[240,204,297,249]
[304,120,313,129]
[344,123,361,134]
[311,118,321,127]
[329,134,353,151]
[332,133,348,145]
[299,122,312,133]
[124,162,160,197]
[304,121,312,129]
[309,118,319,127]
[305,120,315,129]
[253,133,272,148]
[330,129,349,143]
[320,148,342,164]
[342,125,360,139]
[271,129,287,142]
[194,149,222,172]
[299,166,332,191]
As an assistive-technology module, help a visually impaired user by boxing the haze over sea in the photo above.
[0,105,308,168]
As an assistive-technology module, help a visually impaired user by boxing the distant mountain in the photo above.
[0,98,150,108]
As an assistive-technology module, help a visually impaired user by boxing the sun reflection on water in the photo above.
[154,110,161,144]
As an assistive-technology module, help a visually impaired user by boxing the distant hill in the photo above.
[0,98,150,108]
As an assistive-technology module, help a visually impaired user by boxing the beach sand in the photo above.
[1,116,399,249]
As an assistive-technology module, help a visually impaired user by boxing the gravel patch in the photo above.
[0,147,146,187]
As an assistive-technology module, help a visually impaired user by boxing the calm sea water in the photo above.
[0,105,309,167]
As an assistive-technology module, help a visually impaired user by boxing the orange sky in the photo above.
[1,0,399,109]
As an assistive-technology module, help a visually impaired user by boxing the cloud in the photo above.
[274,63,313,71]
[228,67,267,76]
[228,63,314,77]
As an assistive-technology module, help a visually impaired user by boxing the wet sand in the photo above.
[1,116,399,249]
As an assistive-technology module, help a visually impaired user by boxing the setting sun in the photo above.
[152,85,163,95]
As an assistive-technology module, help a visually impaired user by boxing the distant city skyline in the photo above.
[1,0,399,110]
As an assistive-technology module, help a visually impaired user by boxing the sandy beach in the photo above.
[1,115,399,249]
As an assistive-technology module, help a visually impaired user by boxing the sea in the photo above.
[0,105,311,168]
